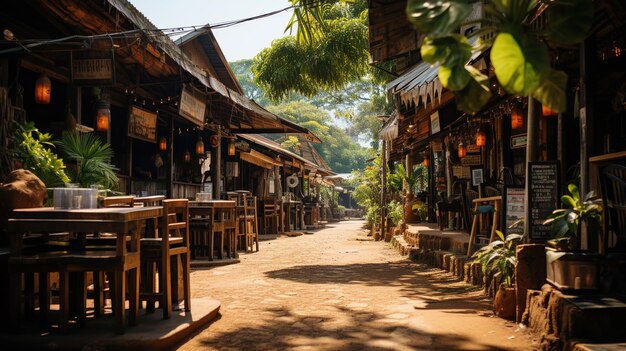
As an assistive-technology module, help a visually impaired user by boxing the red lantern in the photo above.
[542,104,558,117]
[159,137,167,151]
[423,157,430,167]
[458,143,467,158]
[476,129,486,147]
[511,109,524,129]
[195,137,205,156]
[34,74,51,104]
[95,99,110,132]
[184,150,191,163]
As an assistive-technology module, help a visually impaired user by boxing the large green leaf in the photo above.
[455,66,491,113]
[545,0,593,46]
[438,64,471,91]
[406,0,472,36]
[532,69,567,113]
[491,31,550,96]
[420,35,472,66]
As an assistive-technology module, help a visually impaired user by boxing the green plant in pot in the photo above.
[56,131,119,192]
[472,230,523,319]
[544,184,603,251]
[543,184,603,290]
[394,164,426,223]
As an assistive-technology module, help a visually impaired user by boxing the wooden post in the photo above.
[380,140,387,238]
[166,117,174,198]
[211,133,221,200]
[579,37,594,250]
[524,97,540,240]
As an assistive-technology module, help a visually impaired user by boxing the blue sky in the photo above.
[132,0,293,61]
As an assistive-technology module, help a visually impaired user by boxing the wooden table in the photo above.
[467,196,502,256]
[282,201,303,232]
[6,206,161,334]
[189,201,238,259]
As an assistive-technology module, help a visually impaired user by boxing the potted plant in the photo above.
[393,164,426,223]
[472,230,523,319]
[543,184,603,290]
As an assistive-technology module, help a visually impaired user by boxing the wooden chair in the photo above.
[140,199,191,319]
[599,164,626,253]
[261,198,279,234]
[228,192,258,252]
[100,195,135,207]
[190,208,224,260]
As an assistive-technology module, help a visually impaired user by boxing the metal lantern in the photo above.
[95,100,110,132]
[34,74,51,104]
[458,142,467,158]
[476,129,486,147]
[423,156,430,167]
[227,141,236,156]
[542,104,558,117]
[195,136,205,156]
[184,150,191,163]
[511,109,524,129]
[159,137,167,151]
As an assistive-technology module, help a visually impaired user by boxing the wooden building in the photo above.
[0,0,317,202]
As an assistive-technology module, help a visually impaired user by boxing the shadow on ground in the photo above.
[264,261,488,311]
[195,305,509,351]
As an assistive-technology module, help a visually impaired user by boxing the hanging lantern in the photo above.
[184,150,191,163]
[227,140,236,156]
[159,137,167,151]
[195,136,205,155]
[542,104,558,117]
[34,74,51,104]
[476,129,486,147]
[423,156,430,167]
[95,99,110,132]
[458,142,467,158]
[511,108,525,130]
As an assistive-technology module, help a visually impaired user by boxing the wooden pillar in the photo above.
[166,117,174,198]
[579,37,594,250]
[380,140,387,238]
[524,97,540,240]
[211,133,221,199]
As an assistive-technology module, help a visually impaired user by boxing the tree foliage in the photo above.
[266,101,371,173]
[252,1,369,100]
[406,0,593,113]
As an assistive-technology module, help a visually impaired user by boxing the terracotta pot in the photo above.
[372,225,381,241]
[404,193,419,224]
[493,285,516,319]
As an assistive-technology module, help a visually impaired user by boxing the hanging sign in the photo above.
[453,166,471,179]
[179,86,206,126]
[128,106,157,142]
[461,154,481,166]
[527,161,560,240]
[511,134,527,149]
[430,111,441,134]
[466,144,481,153]
[71,50,115,85]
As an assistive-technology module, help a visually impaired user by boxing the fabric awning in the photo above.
[379,111,399,141]
[240,150,281,170]
[386,47,487,108]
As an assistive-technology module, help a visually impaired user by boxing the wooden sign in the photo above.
[128,106,157,142]
[461,154,481,166]
[504,187,525,235]
[430,111,441,134]
[71,51,115,85]
[431,141,443,152]
[527,161,560,240]
[453,166,470,179]
[179,86,206,126]
[466,144,481,153]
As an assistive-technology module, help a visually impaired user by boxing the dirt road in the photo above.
[180,220,536,350]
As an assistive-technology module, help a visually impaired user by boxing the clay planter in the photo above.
[493,285,516,319]
[372,225,381,241]
[545,247,601,290]
[404,193,419,223]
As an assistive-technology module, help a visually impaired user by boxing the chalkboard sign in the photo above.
[527,161,560,240]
